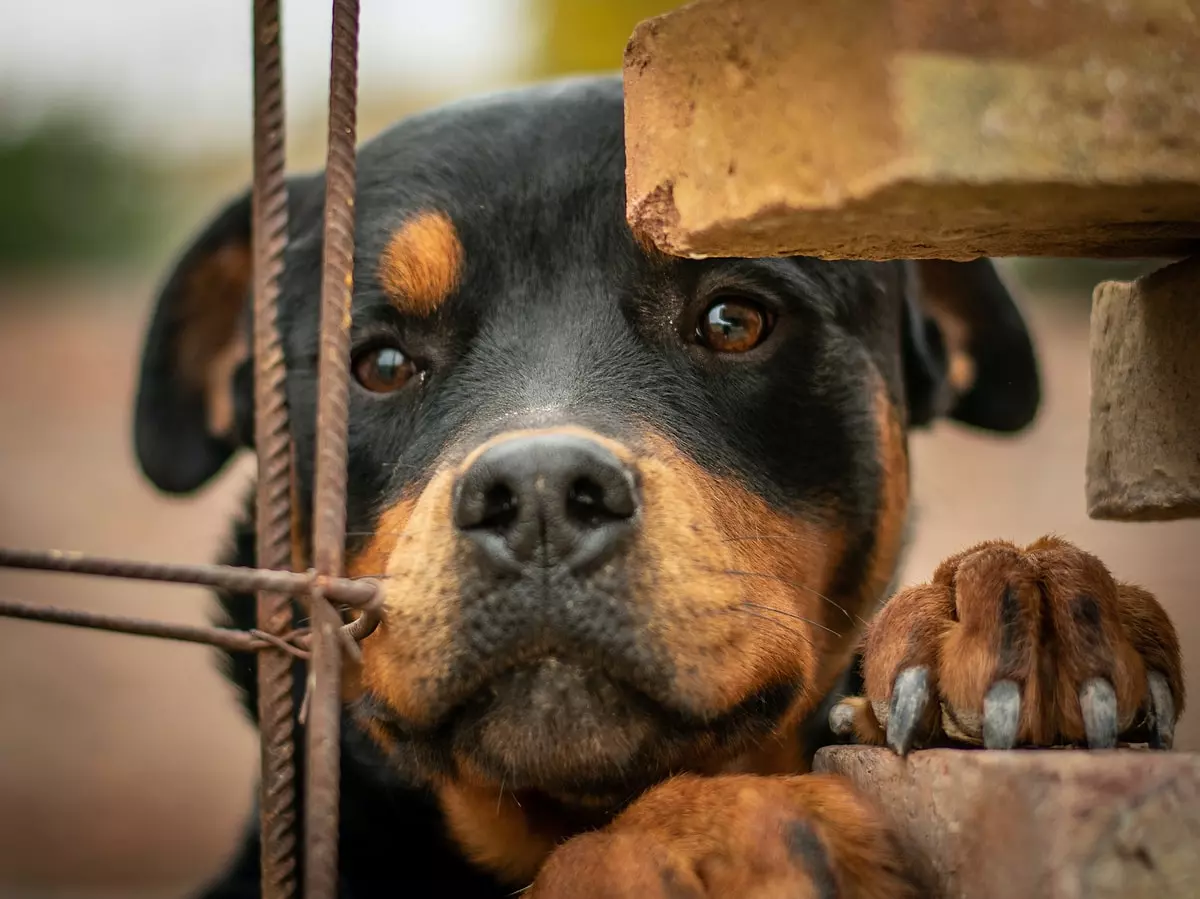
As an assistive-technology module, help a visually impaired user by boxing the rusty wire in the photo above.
[305,1,361,896]
[0,595,367,661]
[0,3,372,894]
[0,548,378,608]
[251,0,300,895]
[0,598,311,658]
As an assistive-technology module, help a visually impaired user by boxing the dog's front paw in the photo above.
[528,774,917,899]
[836,537,1183,754]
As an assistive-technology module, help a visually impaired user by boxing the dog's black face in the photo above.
[135,76,1038,873]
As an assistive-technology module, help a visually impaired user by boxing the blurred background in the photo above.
[0,2,1195,897]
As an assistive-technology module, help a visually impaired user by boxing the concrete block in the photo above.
[624,0,1200,260]
[813,746,1200,899]
[1087,256,1200,521]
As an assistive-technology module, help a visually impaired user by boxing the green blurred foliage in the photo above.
[0,114,174,272]
[529,0,681,76]
[0,1,1158,299]
[0,1,682,273]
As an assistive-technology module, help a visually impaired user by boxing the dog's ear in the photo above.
[901,259,1040,433]
[135,190,258,493]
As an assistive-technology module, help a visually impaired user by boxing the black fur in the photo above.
[136,76,1039,897]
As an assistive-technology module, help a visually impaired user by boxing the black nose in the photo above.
[453,433,639,570]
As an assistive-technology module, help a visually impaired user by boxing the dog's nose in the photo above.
[453,433,638,570]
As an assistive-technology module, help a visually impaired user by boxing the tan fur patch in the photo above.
[205,327,248,437]
[436,781,606,885]
[916,260,978,396]
[378,210,463,317]
[354,486,460,725]
[175,242,251,434]
[862,381,911,613]
[632,431,843,722]
[439,782,557,884]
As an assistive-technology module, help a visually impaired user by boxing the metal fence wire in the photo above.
[0,2,366,897]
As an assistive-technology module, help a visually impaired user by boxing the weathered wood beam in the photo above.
[624,0,1200,260]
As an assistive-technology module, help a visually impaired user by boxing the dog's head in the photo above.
[136,76,1038,874]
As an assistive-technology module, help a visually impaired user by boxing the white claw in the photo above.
[887,666,930,756]
[983,679,1021,750]
[1147,670,1176,750]
[1080,677,1118,749]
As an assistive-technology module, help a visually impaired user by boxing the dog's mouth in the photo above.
[447,656,659,791]
[357,654,799,802]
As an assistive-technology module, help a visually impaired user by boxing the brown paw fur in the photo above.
[528,774,918,899]
[834,537,1184,753]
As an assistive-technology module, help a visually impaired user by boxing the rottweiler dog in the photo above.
[135,76,1184,898]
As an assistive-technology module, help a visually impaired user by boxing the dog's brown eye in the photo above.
[353,345,415,393]
[697,298,773,353]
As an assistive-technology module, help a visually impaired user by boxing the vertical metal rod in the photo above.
[251,1,299,897]
[306,1,360,897]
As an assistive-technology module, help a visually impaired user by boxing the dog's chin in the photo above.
[358,657,800,805]
[448,657,663,798]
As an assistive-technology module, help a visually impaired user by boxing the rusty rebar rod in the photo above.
[0,583,376,649]
[0,598,310,658]
[251,0,299,895]
[305,1,361,896]
[0,548,378,608]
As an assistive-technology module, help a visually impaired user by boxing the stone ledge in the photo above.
[812,746,1200,899]
[624,0,1200,260]
[1087,256,1200,521]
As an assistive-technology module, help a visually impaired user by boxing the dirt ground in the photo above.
[1,273,1198,899]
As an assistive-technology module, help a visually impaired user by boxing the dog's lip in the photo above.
[443,661,801,799]
[359,647,776,741]
[353,660,800,799]
[356,646,681,741]
[447,657,659,792]
[435,652,665,735]
[452,654,654,722]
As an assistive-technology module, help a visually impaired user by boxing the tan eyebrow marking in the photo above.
[378,210,463,317]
